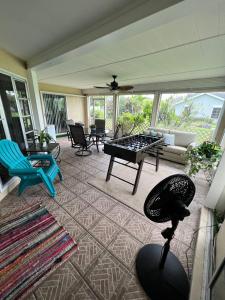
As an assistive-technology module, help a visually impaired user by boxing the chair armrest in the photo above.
[9,168,39,175]
[187,142,196,150]
[28,154,55,163]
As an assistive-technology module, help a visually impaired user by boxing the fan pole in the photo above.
[159,219,179,269]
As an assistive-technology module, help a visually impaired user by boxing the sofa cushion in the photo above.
[169,130,196,147]
[163,145,187,155]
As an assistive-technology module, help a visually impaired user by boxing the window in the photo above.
[156,93,223,144]
[211,107,221,119]
[42,93,67,134]
[118,94,154,135]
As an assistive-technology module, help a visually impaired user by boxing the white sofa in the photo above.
[146,127,196,164]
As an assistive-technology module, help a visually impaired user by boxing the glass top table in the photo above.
[25,143,60,160]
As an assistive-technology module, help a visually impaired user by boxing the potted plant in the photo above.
[38,130,52,148]
[185,141,222,183]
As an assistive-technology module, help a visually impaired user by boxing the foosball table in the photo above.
[104,134,164,195]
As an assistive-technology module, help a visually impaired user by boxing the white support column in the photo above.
[27,69,45,131]
[205,150,225,212]
[112,93,118,134]
[212,101,225,143]
[151,92,161,127]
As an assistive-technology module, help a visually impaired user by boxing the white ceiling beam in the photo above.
[82,76,225,95]
[27,0,183,69]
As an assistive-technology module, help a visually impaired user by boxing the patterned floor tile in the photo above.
[108,231,142,269]
[22,185,43,196]
[63,197,89,216]
[61,165,77,174]
[89,217,120,247]
[117,273,148,300]
[74,206,102,230]
[69,182,90,195]
[148,226,165,245]
[0,138,202,300]
[170,239,194,276]
[70,233,104,275]
[86,251,129,300]
[51,209,74,225]
[182,210,200,231]
[91,196,116,214]
[173,223,195,247]
[55,190,77,205]
[63,177,80,188]
[35,261,81,300]
[54,182,68,194]
[124,214,154,243]
[23,189,48,204]
[42,198,61,212]
[63,219,86,240]
[65,280,98,300]
[83,165,101,176]
[79,188,102,204]
[72,171,90,182]
[0,199,27,217]
[106,204,133,227]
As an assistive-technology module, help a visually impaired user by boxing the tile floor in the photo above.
[0,138,205,300]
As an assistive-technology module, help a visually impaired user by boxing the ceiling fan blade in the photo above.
[94,86,108,89]
[118,85,134,91]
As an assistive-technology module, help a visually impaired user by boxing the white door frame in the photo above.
[0,94,18,193]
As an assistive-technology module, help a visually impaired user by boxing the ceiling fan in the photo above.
[94,75,133,92]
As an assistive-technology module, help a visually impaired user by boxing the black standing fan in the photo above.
[136,174,195,300]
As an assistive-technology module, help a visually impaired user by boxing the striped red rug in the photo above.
[0,205,78,300]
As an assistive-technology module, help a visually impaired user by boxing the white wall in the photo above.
[66,95,86,124]
[205,150,225,210]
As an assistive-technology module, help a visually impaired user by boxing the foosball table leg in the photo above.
[106,156,114,182]
[132,160,144,195]
[156,149,159,172]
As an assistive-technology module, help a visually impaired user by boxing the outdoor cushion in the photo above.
[170,130,196,147]
[163,145,187,155]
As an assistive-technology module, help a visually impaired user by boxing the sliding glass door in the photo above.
[89,95,114,132]
[0,99,11,187]
[0,72,34,189]
[0,73,25,147]
[42,93,67,134]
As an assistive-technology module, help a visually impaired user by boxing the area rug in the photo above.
[88,158,208,214]
[0,204,78,300]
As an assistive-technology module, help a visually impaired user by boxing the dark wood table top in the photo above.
[25,143,59,153]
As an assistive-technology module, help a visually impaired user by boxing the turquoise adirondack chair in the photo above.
[0,139,63,197]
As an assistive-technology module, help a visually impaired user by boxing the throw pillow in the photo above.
[163,133,175,145]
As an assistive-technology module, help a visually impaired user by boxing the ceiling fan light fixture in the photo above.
[94,75,133,92]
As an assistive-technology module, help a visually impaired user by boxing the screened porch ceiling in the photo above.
[1,0,225,92]
[35,0,225,91]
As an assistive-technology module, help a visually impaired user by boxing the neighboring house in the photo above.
[174,93,225,119]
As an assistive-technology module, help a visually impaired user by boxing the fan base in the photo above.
[136,244,189,300]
